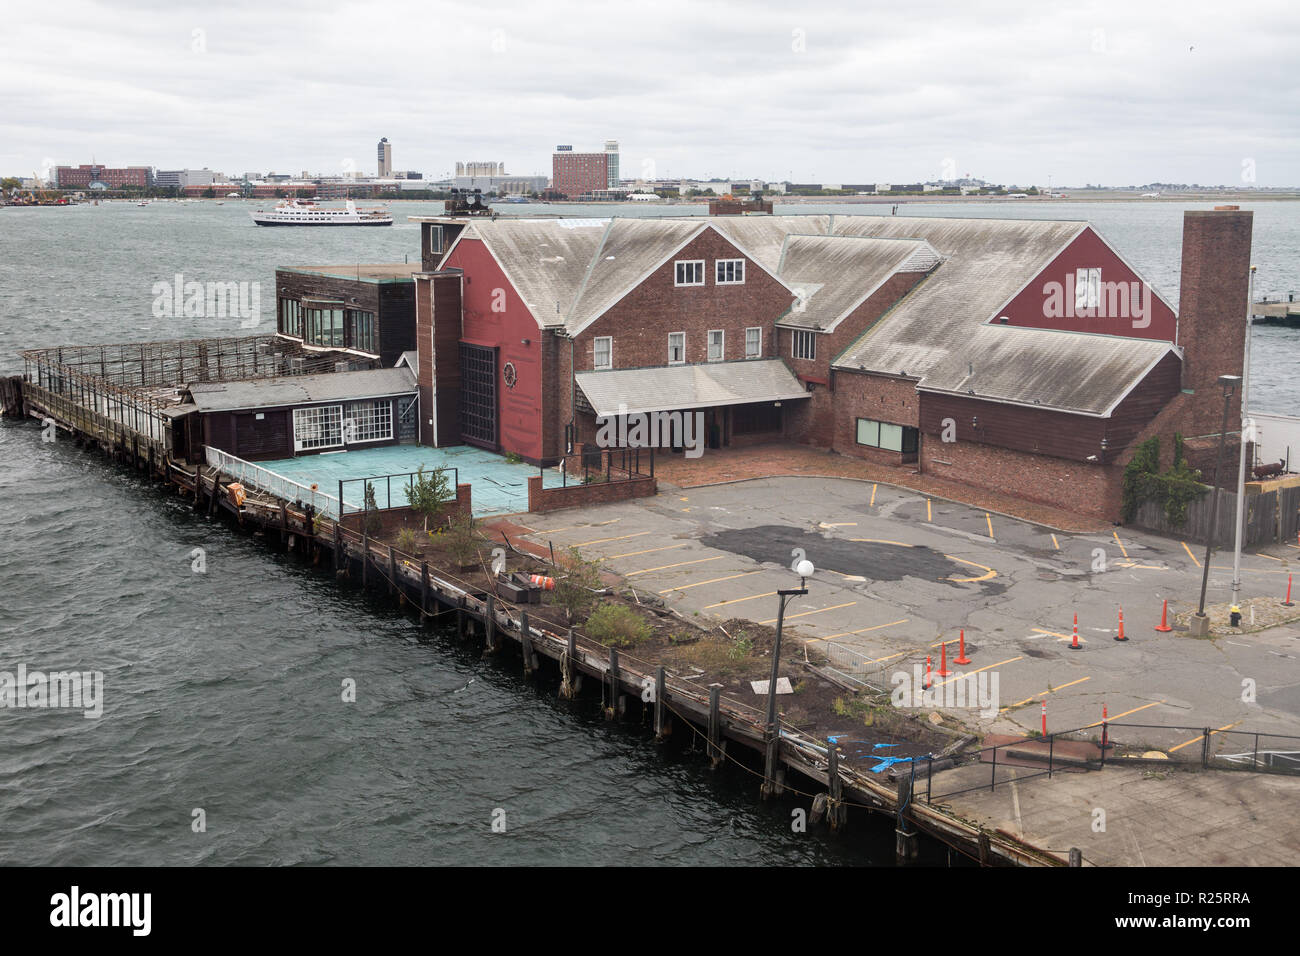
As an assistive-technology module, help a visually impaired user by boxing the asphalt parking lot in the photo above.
[518,476,1300,742]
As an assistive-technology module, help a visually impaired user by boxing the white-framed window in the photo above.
[668,332,686,365]
[674,260,705,286]
[593,336,612,370]
[745,326,762,358]
[707,329,725,362]
[791,329,816,361]
[293,404,343,452]
[1075,267,1101,311]
[345,399,393,443]
[715,259,745,284]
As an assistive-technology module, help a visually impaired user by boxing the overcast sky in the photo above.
[3,0,1298,187]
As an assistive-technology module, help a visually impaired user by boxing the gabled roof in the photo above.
[775,234,941,332]
[912,327,1176,416]
[575,359,810,417]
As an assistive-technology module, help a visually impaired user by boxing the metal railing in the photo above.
[338,468,459,514]
[806,638,892,693]
[205,447,348,518]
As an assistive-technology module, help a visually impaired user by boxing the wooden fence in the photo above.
[1133,484,1300,546]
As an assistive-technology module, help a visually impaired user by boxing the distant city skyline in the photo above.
[3,0,1298,187]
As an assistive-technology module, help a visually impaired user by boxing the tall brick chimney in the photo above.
[1176,207,1253,437]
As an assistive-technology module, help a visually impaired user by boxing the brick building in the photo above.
[551,147,610,199]
[390,208,1251,521]
[55,164,152,188]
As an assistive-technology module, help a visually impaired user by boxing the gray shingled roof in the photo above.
[186,367,416,412]
[912,327,1174,415]
[575,359,810,417]
[775,234,940,331]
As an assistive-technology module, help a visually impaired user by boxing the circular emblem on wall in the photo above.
[503,362,518,389]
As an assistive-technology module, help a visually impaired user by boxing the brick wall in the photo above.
[527,473,657,513]
[1176,208,1253,436]
[829,371,920,463]
[921,438,1124,521]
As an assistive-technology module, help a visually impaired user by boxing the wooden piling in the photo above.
[653,666,667,740]
[361,530,369,587]
[520,610,536,676]
[827,739,845,831]
[604,647,620,720]
[208,471,223,516]
[484,594,496,652]
[387,546,396,596]
[559,628,576,699]
[420,561,430,623]
[333,523,342,573]
[896,772,918,863]
[707,684,723,769]
[456,595,465,640]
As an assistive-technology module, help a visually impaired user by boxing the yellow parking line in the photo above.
[1001,677,1092,712]
[1168,722,1242,753]
[926,498,933,522]
[821,522,857,528]
[704,591,776,610]
[870,483,877,507]
[1113,531,1129,559]
[1182,541,1201,567]
[1259,552,1284,563]
[1210,565,1289,575]
[946,555,997,583]
[1051,534,1060,550]
[1032,627,1072,639]
[986,513,995,539]
[932,656,1023,689]
[1083,700,1164,727]
[850,538,914,547]
[658,570,763,594]
[609,543,686,559]
[574,531,652,547]
[626,556,723,577]
[760,601,857,625]
[816,619,909,641]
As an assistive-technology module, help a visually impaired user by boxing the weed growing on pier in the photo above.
[396,528,419,554]
[553,547,603,623]
[585,604,651,648]
[443,513,481,568]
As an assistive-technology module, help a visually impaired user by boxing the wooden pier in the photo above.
[3,371,1065,867]
[1253,300,1300,326]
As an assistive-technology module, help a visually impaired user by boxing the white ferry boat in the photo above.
[250,198,393,227]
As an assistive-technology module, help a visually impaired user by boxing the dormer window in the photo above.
[674,260,705,286]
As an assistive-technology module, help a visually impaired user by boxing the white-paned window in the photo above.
[345,399,392,443]
[293,404,343,452]
[1075,268,1101,310]
[707,330,725,361]
[674,260,705,286]
[715,259,745,284]
[745,326,762,358]
[593,336,613,369]
[791,329,816,360]
[668,332,685,364]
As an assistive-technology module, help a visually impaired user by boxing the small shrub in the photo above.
[504,451,523,465]
[727,635,754,661]
[404,464,452,532]
[361,482,382,537]
[396,527,419,553]
[553,547,603,622]
[443,512,480,567]
[585,603,651,647]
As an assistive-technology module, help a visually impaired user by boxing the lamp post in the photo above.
[1231,266,1257,606]
[1192,374,1242,637]
[762,557,813,798]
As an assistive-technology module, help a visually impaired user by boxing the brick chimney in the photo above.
[1176,207,1253,436]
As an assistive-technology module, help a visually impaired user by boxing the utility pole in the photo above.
[1231,265,1257,606]
[1192,375,1242,637]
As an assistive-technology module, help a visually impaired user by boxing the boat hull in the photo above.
[251,218,393,226]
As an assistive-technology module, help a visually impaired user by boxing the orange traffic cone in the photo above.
[954,628,972,665]
[1070,613,1082,650]
[1114,607,1128,642]
[937,640,951,677]
[923,655,933,689]
[1154,599,1173,632]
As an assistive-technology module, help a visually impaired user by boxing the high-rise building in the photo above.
[551,145,610,199]
[456,161,506,177]
[604,140,619,188]
[377,137,392,178]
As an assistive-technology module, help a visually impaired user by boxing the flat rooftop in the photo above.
[278,264,420,283]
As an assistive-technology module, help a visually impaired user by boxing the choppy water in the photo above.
[0,199,1295,865]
